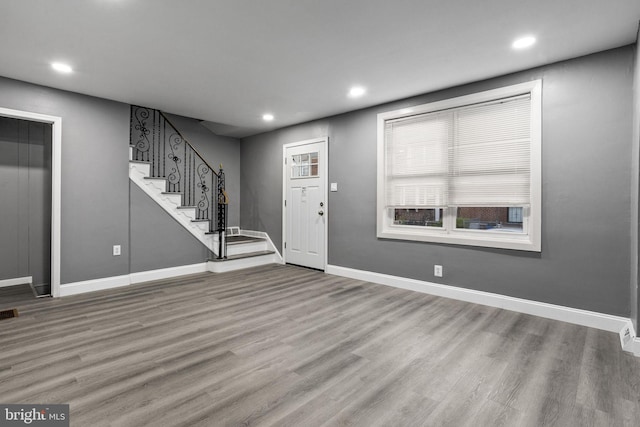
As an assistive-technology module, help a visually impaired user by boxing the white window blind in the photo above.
[384,111,450,208]
[449,95,531,206]
[384,94,531,209]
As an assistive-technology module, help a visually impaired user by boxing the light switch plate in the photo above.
[330,182,338,192]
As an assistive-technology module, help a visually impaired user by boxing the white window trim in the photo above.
[377,80,542,252]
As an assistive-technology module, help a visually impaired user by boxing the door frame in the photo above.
[0,107,62,297]
[282,137,329,270]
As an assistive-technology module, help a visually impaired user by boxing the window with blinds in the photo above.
[377,80,541,251]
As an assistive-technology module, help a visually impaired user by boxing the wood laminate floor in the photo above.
[1,264,639,426]
[0,283,37,310]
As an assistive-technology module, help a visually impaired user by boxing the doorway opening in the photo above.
[0,108,62,297]
[0,117,51,296]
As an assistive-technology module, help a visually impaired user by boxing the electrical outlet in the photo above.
[434,265,443,277]
[113,245,121,256]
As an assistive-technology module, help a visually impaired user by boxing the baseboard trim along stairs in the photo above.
[60,247,282,297]
[60,263,208,296]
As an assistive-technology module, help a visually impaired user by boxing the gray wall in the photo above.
[163,113,241,227]
[0,76,240,286]
[129,183,213,273]
[241,46,635,317]
[241,121,330,235]
[0,117,51,294]
[0,76,130,285]
[633,35,640,330]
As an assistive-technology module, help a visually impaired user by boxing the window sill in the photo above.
[377,227,540,252]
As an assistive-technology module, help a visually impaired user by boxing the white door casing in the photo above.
[283,138,327,270]
[0,107,62,297]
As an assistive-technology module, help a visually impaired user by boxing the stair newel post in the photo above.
[217,164,228,259]
[214,171,218,234]
[183,136,187,207]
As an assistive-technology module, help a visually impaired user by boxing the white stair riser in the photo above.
[161,193,182,207]
[144,178,168,193]
[207,253,278,273]
[130,162,150,177]
[192,221,211,232]
[227,241,269,255]
[177,208,197,221]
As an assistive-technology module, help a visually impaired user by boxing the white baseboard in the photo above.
[47,261,640,356]
[57,228,280,298]
[0,276,32,289]
[130,263,207,284]
[325,265,630,334]
[59,263,207,297]
[59,274,131,297]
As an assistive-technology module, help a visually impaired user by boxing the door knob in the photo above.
[318,210,324,216]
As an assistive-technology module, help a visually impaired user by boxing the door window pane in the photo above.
[291,152,319,178]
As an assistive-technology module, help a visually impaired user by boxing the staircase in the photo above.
[129,106,280,272]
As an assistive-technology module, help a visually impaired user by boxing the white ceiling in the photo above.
[1,0,639,138]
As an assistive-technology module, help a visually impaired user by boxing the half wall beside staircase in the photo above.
[129,106,280,272]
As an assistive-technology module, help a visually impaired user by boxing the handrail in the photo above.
[158,111,220,178]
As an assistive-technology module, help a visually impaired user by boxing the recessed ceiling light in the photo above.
[348,86,366,98]
[262,113,274,122]
[51,62,73,73]
[512,36,536,50]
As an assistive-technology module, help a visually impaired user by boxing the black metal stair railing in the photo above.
[130,105,228,259]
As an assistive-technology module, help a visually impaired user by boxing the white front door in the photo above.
[284,138,327,270]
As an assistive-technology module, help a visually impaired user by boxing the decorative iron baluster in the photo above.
[196,162,211,220]
[166,131,183,193]
[131,106,151,162]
